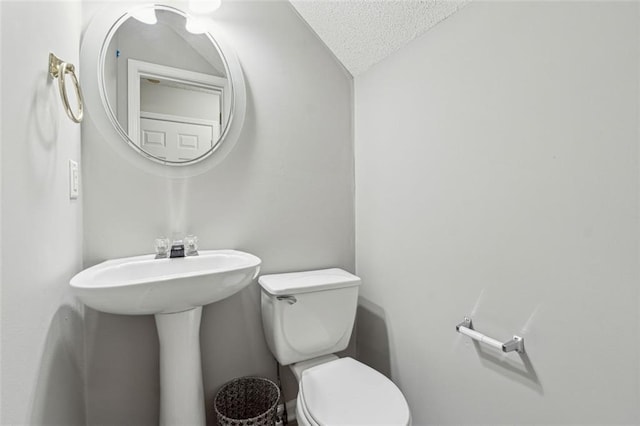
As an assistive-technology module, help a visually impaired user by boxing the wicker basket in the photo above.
[214,376,281,426]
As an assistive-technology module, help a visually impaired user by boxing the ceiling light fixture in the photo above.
[188,0,222,15]
[130,7,157,25]
[185,16,207,35]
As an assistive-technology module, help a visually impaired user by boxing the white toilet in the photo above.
[259,268,411,426]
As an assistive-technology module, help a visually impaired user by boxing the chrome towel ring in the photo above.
[49,52,84,123]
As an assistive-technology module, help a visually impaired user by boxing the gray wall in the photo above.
[354,1,639,424]
[82,1,354,424]
[1,1,85,424]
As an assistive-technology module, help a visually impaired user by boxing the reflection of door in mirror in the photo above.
[139,113,218,162]
[128,60,225,162]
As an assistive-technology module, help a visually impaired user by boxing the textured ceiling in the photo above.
[290,0,468,76]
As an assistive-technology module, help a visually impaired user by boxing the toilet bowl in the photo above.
[295,357,411,426]
[258,268,411,425]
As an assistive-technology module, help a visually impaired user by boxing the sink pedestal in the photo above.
[155,307,205,426]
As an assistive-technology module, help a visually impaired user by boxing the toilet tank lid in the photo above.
[258,268,361,295]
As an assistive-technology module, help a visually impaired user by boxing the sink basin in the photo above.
[70,249,261,315]
[70,249,262,425]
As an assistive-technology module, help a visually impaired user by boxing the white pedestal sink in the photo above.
[70,250,261,425]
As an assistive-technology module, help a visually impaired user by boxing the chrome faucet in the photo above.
[155,235,198,259]
[169,239,185,258]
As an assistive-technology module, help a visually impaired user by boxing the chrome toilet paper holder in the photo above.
[456,317,525,354]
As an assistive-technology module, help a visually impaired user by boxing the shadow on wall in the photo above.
[26,70,60,192]
[84,307,160,426]
[463,296,544,395]
[355,297,392,379]
[471,341,543,395]
[30,304,86,426]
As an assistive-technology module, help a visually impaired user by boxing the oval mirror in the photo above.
[99,5,235,165]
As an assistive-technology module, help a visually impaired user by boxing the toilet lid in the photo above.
[299,357,410,425]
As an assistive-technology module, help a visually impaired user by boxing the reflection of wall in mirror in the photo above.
[140,80,220,123]
[104,12,230,137]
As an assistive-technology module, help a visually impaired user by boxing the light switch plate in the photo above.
[69,159,79,199]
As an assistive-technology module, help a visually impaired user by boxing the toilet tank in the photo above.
[259,268,361,366]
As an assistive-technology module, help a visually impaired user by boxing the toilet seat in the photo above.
[297,392,319,426]
[298,357,411,426]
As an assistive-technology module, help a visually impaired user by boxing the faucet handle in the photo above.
[184,235,199,256]
[154,237,170,258]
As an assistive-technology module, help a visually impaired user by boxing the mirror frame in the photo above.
[81,2,246,177]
